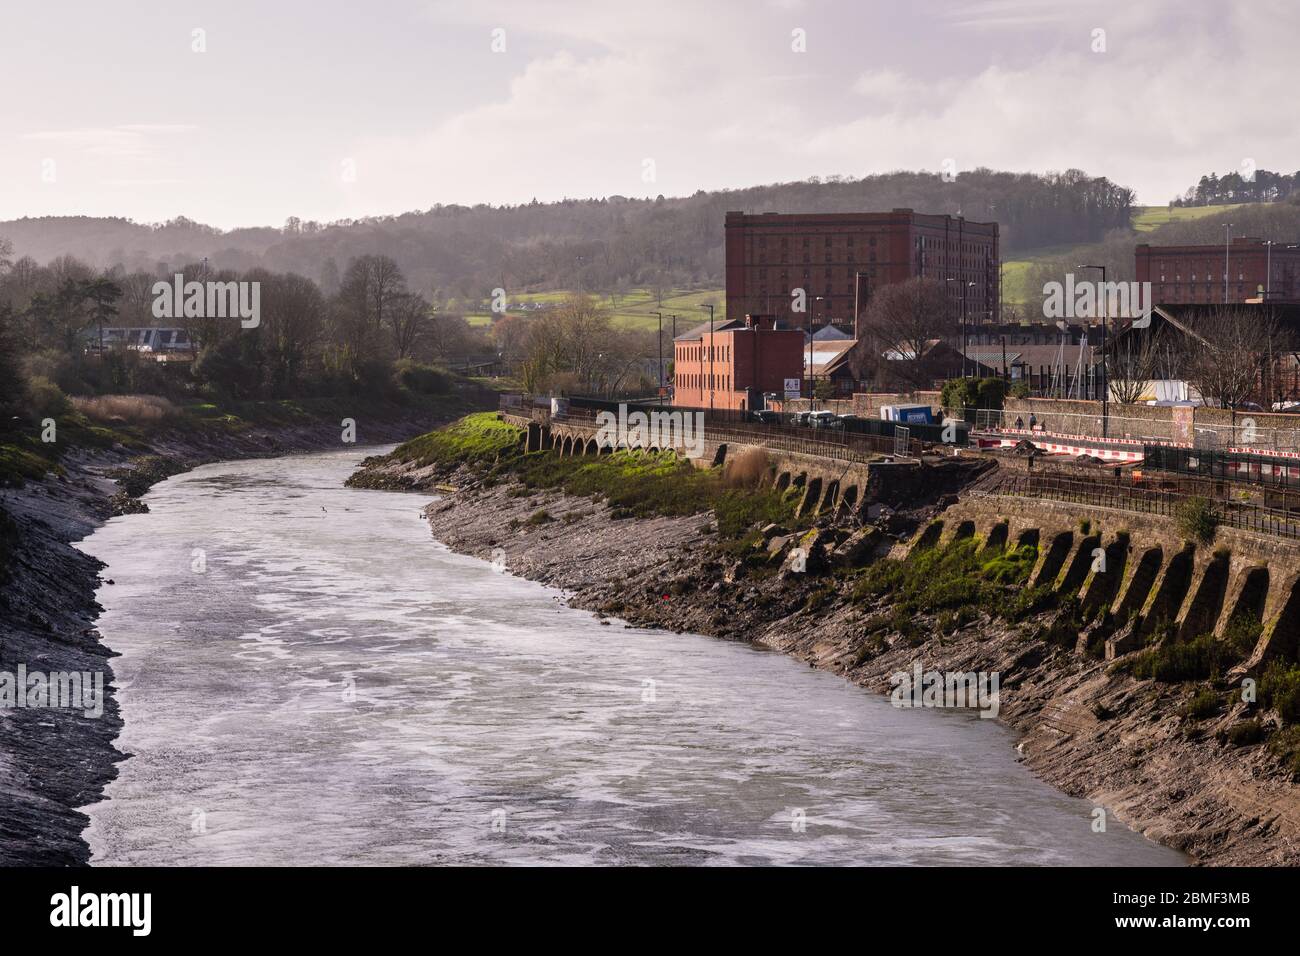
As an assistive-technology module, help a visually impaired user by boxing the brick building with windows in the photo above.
[672,314,805,411]
[1136,237,1300,304]
[723,209,1000,336]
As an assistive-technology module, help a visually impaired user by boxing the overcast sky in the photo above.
[3,0,1295,229]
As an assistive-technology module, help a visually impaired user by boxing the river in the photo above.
[77,448,1182,866]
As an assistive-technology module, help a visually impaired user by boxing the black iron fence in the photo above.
[993,474,1300,539]
[559,395,966,447]
[1143,444,1300,491]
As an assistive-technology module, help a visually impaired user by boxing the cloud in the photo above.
[20,125,197,159]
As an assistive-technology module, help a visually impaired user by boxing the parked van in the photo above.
[879,404,935,424]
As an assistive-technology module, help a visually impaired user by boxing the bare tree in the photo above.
[262,272,325,392]
[519,294,644,395]
[1106,321,1163,405]
[855,277,955,389]
[1178,307,1279,411]
[387,292,429,359]
[340,255,406,336]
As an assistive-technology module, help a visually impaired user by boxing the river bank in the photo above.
[0,395,488,865]
[352,427,1300,866]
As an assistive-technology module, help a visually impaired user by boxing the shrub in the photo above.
[0,505,19,580]
[1267,726,1300,780]
[1129,633,1242,682]
[26,376,68,420]
[722,446,768,488]
[1176,496,1219,544]
[1181,687,1221,720]
[1226,719,1266,747]
[1222,612,1263,659]
[525,509,553,526]
[72,394,178,425]
[394,359,451,395]
[1261,663,1300,724]
[981,543,1038,585]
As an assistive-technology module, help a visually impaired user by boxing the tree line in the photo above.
[0,235,662,424]
[1,168,1134,309]
[1173,168,1300,207]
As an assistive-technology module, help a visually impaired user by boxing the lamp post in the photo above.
[964,280,974,377]
[1222,223,1232,304]
[652,311,663,392]
[1079,264,1108,437]
[809,295,826,407]
[946,278,965,377]
[702,303,714,413]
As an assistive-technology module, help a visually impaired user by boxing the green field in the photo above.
[463,287,725,333]
[1132,202,1254,232]
[1000,203,1271,304]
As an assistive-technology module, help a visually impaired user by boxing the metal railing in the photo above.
[972,407,1181,444]
[703,424,902,465]
[543,410,913,464]
[973,406,1300,453]
[989,474,1300,539]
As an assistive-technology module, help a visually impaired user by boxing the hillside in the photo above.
[1,169,1132,303]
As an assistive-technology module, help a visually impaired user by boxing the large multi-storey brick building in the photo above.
[724,209,1000,335]
[1136,237,1300,304]
[672,314,805,411]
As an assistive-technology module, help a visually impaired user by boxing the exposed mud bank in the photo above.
[359,450,1300,867]
[0,403,479,865]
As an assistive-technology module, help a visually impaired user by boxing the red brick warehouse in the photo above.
[1136,237,1300,304]
[724,209,1001,335]
[672,314,805,411]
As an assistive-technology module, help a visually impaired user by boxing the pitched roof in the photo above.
[672,318,745,342]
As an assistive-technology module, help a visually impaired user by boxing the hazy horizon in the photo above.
[4,0,1297,230]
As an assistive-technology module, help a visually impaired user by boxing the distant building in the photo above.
[88,327,193,357]
[724,208,1000,337]
[1136,237,1300,304]
[672,314,805,410]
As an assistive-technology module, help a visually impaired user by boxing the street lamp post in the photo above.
[1222,223,1232,304]
[1265,240,1276,301]
[1079,264,1108,437]
[946,278,965,378]
[707,304,717,413]
[964,280,974,377]
[809,295,827,407]
[652,311,663,392]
